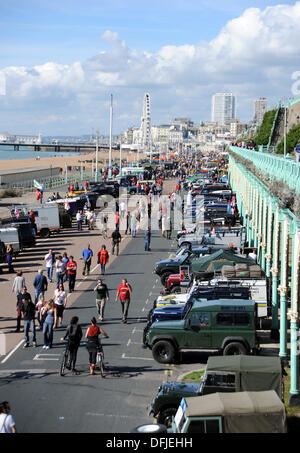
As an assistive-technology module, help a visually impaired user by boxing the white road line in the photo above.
[121,353,154,361]
[76,264,100,288]
[1,340,25,364]
[86,412,145,420]
[127,339,131,347]
[131,329,144,333]
[33,354,60,361]
[149,292,152,296]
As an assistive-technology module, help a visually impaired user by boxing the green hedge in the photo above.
[277,123,300,155]
[254,109,277,146]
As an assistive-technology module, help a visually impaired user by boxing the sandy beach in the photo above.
[0,149,138,172]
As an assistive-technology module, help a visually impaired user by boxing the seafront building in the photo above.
[0,131,42,144]
[211,93,236,126]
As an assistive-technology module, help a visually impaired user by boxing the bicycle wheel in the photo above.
[100,357,105,378]
[60,349,69,376]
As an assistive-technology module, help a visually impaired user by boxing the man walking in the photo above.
[76,210,83,231]
[33,269,48,305]
[97,245,109,275]
[115,278,132,324]
[66,256,77,293]
[82,244,93,275]
[44,249,55,283]
[145,227,151,251]
[22,296,37,348]
[16,286,32,333]
[111,229,121,256]
[93,279,109,321]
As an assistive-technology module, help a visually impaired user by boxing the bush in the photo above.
[254,109,277,146]
[0,189,22,198]
[277,123,300,155]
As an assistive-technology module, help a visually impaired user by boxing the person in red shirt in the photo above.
[66,256,77,293]
[115,278,132,324]
[97,245,109,275]
[115,212,120,230]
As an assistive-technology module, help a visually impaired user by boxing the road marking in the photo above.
[76,264,100,288]
[127,339,131,347]
[149,292,152,296]
[121,353,154,361]
[86,412,147,420]
[132,328,143,333]
[1,339,24,364]
[33,354,60,361]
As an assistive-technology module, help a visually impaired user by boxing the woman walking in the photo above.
[6,244,14,273]
[42,299,57,349]
[85,317,109,375]
[53,283,67,327]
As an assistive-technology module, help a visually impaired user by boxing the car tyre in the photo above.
[152,340,175,364]
[160,272,172,286]
[157,408,177,428]
[223,342,247,356]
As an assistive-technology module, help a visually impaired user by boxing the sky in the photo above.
[0,0,299,135]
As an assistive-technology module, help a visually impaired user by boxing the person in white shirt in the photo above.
[76,210,83,231]
[86,208,94,230]
[119,201,126,219]
[44,249,55,283]
[53,283,67,327]
[0,401,16,433]
[248,249,257,263]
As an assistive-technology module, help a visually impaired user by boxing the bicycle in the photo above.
[60,343,70,376]
[96,346,105,378]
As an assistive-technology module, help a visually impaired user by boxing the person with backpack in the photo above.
[60,316,82,373]
[85,317,109,375]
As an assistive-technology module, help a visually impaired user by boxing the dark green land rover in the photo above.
[144,299,259,364]
[149,355,283,426]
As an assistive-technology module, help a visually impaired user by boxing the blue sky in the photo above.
[0,0,299,135]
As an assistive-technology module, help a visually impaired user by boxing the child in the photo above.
[36,295,46,330]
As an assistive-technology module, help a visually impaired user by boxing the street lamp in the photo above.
[95,128,99,182]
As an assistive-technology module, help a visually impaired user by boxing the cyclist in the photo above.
[85,317,109,375]
[60,316,82,373]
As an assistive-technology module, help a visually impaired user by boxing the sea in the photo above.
[0,145,78,160]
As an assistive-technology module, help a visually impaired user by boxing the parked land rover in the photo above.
[149,355,283,426]
[144,300,259,364]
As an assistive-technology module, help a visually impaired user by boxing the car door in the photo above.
[184,312,211,348]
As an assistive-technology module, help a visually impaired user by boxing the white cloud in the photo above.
[2,2,300,134]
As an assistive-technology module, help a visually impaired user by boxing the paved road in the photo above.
[0,225,208,433]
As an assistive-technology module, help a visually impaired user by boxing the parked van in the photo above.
[15,205,60,238]
[0,227,21,254]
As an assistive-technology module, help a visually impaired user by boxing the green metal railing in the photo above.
[11,172,92,193]
[229,145,300,194]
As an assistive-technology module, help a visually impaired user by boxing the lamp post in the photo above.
[284,105,287,158]
[108,94,113,179]
[95,128,99,182]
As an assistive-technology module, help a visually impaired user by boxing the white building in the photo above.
[0,132,42,144]
[151,125,170,144]
[211,93,236,126]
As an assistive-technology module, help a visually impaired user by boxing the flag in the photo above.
[34,180,43,191]
[14,208,20,218]
[35,188,40,200]
[227,202,232,214]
